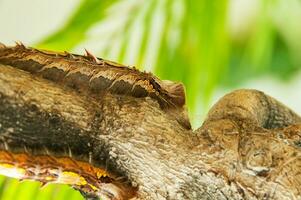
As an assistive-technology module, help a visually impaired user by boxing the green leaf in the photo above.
[37,0,119,51]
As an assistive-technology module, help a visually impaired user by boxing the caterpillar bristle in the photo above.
[85,49,101,64]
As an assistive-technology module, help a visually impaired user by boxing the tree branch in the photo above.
[1,44,301,199]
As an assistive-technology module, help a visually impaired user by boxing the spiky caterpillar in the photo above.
[0,43,190,130]
[2,42,301,199]
[0,61,138,200]
[0,150,115,196]
[0,42,191,199]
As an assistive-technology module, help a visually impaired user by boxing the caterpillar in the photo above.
[0,43,190,129]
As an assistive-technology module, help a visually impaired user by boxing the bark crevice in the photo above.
[0,45,301,199]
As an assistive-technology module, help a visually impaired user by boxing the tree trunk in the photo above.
[0,44,301,200]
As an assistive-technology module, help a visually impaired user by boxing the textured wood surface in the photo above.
[0,44,190,129]
[1,44,301,200]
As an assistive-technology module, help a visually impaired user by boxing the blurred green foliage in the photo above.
[2,0,301,199]
[0,176,83,200]
[37,0,301,124]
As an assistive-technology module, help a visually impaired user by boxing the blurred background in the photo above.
[1,0,301,199]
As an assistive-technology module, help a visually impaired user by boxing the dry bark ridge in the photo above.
[0,43,301,199]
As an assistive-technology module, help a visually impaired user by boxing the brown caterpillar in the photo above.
[0,149,136,199]
[0,43,190,129]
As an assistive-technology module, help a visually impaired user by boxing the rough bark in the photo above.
[0,44,301,200]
